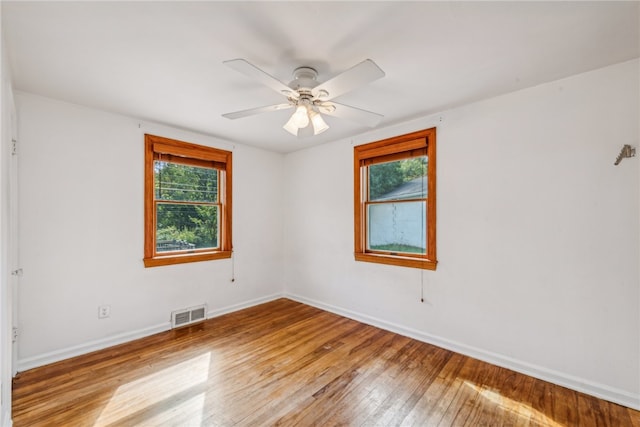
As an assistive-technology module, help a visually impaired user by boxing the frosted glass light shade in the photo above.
[282,104,327,136]
[283,115,299,135]
[310,111,329,135]
[292,105,309,128]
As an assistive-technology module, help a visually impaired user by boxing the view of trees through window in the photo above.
[368,157,427,200]
[154,161,219,252]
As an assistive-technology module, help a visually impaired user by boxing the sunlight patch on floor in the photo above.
[139,391,206,426]
[464,381,565,427]
[94,352,211,426]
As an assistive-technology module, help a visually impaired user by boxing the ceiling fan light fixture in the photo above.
[310,110,329,135]
[223,58,385,137]
[291,104,310,128]
[283,114,299,135]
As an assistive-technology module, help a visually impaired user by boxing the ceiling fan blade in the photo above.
[320,102,383,127]
[224,59,297,98]
[312,59,385,100]
[222,103,293,120]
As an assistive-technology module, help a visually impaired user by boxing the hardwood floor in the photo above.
[12,298,640,426]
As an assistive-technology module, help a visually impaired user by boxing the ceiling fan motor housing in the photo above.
[289,66,319,92]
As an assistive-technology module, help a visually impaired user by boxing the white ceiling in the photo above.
[3,1,639,153]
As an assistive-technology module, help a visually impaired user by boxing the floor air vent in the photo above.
[171,304,207,328]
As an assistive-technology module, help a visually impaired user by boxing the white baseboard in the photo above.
[285,293,640,411]
[2,408,12,427]
[17,322,171,373]
[16,293,286,373]
[207,293,284,319]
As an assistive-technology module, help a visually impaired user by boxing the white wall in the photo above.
[284,59,640,409]
[15,93,284,369]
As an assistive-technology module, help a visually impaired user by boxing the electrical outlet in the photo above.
[98,305,111,319]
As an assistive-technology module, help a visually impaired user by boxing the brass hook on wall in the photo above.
[614,144,635,166]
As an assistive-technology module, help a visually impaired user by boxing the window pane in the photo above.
[369,156,427,201]
[156,203,218,252]
[367,201,426,254]
[155,161,218,203]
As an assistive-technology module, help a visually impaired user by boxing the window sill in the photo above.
[354,252,437,270]
[143,251,232,268]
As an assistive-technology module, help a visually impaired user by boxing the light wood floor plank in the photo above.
[12,298,640,426]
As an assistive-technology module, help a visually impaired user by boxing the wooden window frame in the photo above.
[144,134,232,267]
[354,128,437,270]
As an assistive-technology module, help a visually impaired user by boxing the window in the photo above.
[354,128,436,270]
[144,134,232,267]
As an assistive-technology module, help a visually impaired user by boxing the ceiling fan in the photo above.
[222,59,385,136]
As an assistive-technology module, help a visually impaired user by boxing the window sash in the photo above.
[153,162,223,256]
[154,201,221,255]
[367,156,427,202]
[365,199,428,257]
[363,165,429,257]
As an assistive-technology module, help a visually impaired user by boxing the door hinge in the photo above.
[11,139,17,156]
[12,327,18,343]
[11,268,23,277]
